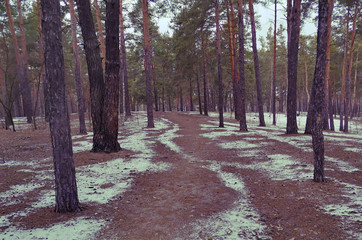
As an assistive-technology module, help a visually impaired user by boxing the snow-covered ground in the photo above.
[1,111,361,239]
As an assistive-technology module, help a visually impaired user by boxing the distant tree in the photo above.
[120,0,131,117]
[41,0,81,212]
[238,0,247,131]
[214,0,223,127]
[249,0,266,127]
[142,0,154,127]
[311,0,329,183]
[5,0,33,123]
[272,0,277,125]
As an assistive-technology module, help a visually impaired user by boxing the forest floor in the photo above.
[0,111,361,240]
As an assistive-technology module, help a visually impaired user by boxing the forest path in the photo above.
[98,111,355,239]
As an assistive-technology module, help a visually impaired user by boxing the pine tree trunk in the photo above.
[180,87,184,112]
[76,0,106,152]
[41,0,80,212]
[69,0,87,134]
[311,0,329,183]
[201,29,208,116]
[344,4,358,132]
[238,0,247,131]
[272,0,277,125]
[286,0,301,134]
[189,77,194,111]
[94,0,106,67]
[196,72,202,115]
[120,0,131,117]
[16,0,33,123]
[142,0,154,127]
[103,0,121,153]
[215,0,224,127]
[152,65,159,112]
[249,0,265,127]
[162,86,165,112]
[339,11,349,131]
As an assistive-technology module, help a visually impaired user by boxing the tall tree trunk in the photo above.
[344,4,359,132]
[41,0,80,212]
[189,77,194,111]
[327,0,334,130]
[69,0,87,134]
[152,65,159,112]
[142,0,154,127]
[248,0,265,127]
[102,0,121,152]
[16,0,33,123]
[201,28,208,116]
[215,0,224,127]
[227,1,239,121]
[286,0,301,134]
[162,85,165,112]
[5,0,24,121]
[120,0,131,116]
[76,0,106,152]
[339,10,349,131]
[272,0,277,125]
[94,0,106,67]
[180,87,183,111]
[196,71,202,115]
[351,51,358,118]
[311,0,328,183]
[238,0,247,131]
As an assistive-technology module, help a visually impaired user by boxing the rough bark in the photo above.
[286,0,301,134]
[103,0,121,152]
[311,0,329,183]
[120,0,131,116]
[76,0,106,152]
[238,0,247,131]
[142,0,154,127]
[69,0,87,134]
[326,0,334,131]
[41,0,80,212]
[215,0,224,127]
[249,0,265,126]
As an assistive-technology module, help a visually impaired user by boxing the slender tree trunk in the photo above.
[94,0,106,67]
[189,77,194,111]
[215,0,224,127]
[311,0,328,183]
[238,0,247,131]
[326,0,334,130]
[180,87,183,111]
[69,0,87,134]
[344,4,358,132]
[249,0,265,126]
[142,0,154,127]
[201,28,208,116]
[272,0,277,125]
[152,65,159,112]
[227,1,239,121]
[340,11,349,131]
[196,71,202,115]
[120,0,131,116]
[351,51,358,118]
[286,0,301,134]
[42,0,80,212]
[16,0,33,123]
[162,85,165,112]
[76,0,106,152]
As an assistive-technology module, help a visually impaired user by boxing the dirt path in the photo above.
[97,112,360,239]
